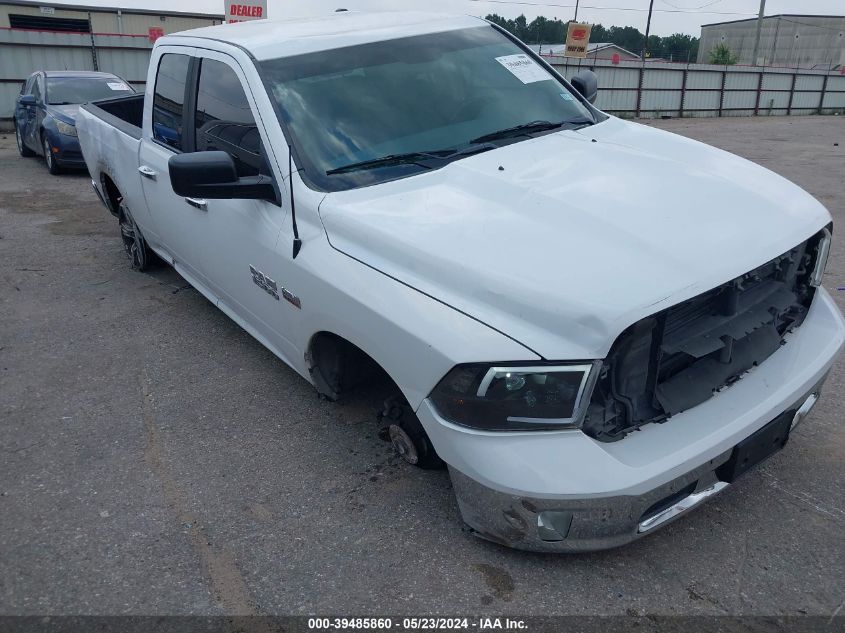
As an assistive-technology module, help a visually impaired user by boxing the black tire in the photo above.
[379,396,445,470]
[118,201,156,272]
[42,133,61,175]
[15,124,34,157]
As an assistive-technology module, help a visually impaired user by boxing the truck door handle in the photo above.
[138,165,157,180]
[184,197,207,211]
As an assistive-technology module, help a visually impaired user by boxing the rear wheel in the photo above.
[16,124,34,157]
[42,133,61,175]
[118,202,156,272]
[379,396,445,470]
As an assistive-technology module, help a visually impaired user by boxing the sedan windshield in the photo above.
[46,77,133,105]
[259,25,597,191]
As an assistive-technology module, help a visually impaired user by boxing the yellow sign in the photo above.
[565,22,592,58]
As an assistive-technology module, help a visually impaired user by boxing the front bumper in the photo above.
[418,288,845,552]
[450,382,823,552]
[46,132,85,167]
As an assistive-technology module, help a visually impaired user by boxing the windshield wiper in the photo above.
[326,141,500,176]
[470,118,594,145]
[327,151,444,175]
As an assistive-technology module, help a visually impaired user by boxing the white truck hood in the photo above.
[318,117,830,360]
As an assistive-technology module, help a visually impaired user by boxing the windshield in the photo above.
[46,77,134,105]
[259,25,597,191]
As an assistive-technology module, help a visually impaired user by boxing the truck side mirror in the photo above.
[168,151,278,203]
[19,94,36,107]
[570,70,598,105]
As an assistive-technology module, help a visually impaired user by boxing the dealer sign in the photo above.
[225,0,266,23]
[565,22,592,58]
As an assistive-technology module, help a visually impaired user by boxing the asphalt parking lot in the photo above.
[1,115,843,618]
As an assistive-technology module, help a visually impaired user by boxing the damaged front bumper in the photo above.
[418,288,845,552]
[449,449,732,552]
[451,381,822,552]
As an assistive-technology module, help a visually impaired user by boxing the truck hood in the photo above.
[318,117,830,360]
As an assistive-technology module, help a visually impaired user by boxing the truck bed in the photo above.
[77,93,145,221]
[80,93,144,140]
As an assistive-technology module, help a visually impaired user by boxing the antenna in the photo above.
[288,146,302,259]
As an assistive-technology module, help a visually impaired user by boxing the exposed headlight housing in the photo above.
[55,120,77,137]
[809,227,831,287]
[429,361,600,431]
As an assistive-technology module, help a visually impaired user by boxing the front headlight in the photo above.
[429,361,600,431]
[55,120,77,137]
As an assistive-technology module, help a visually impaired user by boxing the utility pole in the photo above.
[751,0,766,66]
[574,0,580,23]
[642,0,654,60]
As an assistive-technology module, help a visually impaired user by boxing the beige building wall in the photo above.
[0,2,221,34]
[698,15,845,68]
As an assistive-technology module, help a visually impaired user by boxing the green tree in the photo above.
[709,43,738,65]
[646,34,663,58]
[661,33,699,62]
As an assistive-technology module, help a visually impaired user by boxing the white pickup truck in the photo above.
[77,11,844,552]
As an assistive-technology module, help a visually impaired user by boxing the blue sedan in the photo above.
[14,70,135,175]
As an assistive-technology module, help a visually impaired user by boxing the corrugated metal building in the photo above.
[1,0,223,121]
[698,14,845,68]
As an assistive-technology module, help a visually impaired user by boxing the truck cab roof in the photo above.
[35,70,123,78]
[166,11,485,61]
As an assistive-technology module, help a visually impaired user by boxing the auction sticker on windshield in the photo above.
[495,54,552,84]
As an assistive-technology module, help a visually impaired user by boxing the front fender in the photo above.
[290,240,539,410]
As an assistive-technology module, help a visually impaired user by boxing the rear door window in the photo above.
[152,53,191,151]
[194,58,262,177]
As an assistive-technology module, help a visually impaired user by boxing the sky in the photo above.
[46,1,843,36]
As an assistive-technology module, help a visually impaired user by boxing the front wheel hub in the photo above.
[388,424,419,465]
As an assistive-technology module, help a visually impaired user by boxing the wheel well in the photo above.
[305,332,395,402]
[100,174,122,216]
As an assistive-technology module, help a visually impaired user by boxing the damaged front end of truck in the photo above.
[583,227,832,442]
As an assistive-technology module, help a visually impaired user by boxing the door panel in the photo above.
[189,51,297,358]
[138,49,214,289]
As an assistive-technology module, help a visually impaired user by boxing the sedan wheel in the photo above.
[42,135,61,175]
[16,125,34,157]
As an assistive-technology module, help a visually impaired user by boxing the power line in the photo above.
[659,0,724,10]
[468,0,758,16]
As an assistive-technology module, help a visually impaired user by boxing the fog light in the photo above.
[537,511,573,542]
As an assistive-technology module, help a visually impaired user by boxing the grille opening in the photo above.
[583,229,827,443]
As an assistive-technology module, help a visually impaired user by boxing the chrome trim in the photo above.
[791,392,819,430]
[810,228,831,287]
[184,197,207,211]
[638,481,729,533]
[90,179,108,210]
[138,165,157,180]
